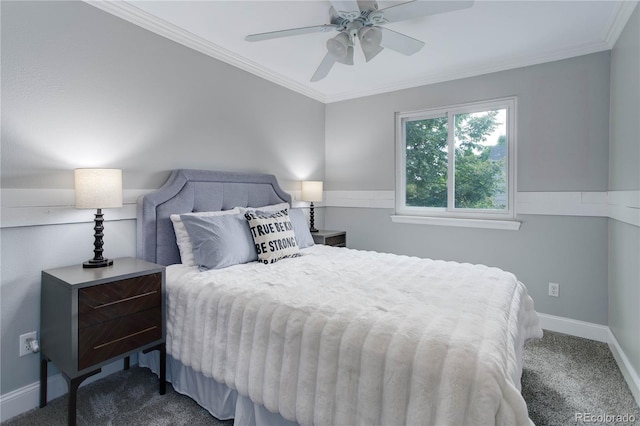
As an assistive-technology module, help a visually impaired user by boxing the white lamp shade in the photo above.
[301,181,323,202]
[74,168,123,209]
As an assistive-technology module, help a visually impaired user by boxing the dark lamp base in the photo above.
[84,208,114,269]
[83,258,114,269]
[308,203,319,234]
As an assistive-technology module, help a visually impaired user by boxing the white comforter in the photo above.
[166,245,542,426]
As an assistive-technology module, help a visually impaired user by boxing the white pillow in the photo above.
[244,209,300,264]
[171,208,240,266]
[237,202,290,214]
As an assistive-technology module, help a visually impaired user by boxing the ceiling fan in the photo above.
[245,0,474,82]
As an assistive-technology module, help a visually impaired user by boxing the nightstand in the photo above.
[40,258,166,426]
[312,230,347,247]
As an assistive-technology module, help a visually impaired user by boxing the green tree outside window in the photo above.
[405,110,507,210]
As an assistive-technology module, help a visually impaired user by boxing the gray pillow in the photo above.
[180,213,257,270]
[288,208,315,249]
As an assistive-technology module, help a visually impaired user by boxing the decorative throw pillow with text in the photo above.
[244,209,300,264]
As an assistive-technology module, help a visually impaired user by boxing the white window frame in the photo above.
[394,97,519,229]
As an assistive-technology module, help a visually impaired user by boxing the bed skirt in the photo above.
[138,350,299,426]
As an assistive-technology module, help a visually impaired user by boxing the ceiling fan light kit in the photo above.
[358,26,383,62]
[245,0,474,82]
[327,32,353,63]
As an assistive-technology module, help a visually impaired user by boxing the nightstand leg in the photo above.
[63,369,100,426]
[124,356,130,370]
[39,355,49,408]
[159,345,166,395]
[143,343,166,395]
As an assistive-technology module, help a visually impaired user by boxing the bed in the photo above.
[137,169,542,426]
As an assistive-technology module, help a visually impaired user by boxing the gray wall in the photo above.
[1,1,325,191]
[325,53,610,192]
[608,4,640,386]
[1,0,636,409]
[0,1,325,395]
[324,52,612,324]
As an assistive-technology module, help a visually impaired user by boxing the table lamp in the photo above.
[301,180,323,233]
[74,168,123,268]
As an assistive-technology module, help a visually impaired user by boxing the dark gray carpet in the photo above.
[3,367,233,426]
[522,331,639,425]
[4,331,639,425]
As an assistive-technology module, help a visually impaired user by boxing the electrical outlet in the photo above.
[19,331,37,357]
[549,282,560,297]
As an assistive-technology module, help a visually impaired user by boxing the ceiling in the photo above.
[90,1,636,103]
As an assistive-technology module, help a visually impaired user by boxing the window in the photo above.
[395,97,517,226]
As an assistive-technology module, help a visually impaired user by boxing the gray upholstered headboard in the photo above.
[136,169,292,266]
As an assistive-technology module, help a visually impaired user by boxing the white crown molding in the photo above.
[83,0,329,103]
[324,40,612,103]
[85,1,616,104]
[602,0,639,48]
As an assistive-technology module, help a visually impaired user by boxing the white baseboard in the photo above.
[0,359,129,422]
[537,313,640,406]
[537,313,610,342]
[608,329,640,405]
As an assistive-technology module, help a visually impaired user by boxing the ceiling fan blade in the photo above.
[311,53,337,82]
[379,27,425,56]
[329,0,361,14]
[245,24,338,42]
[380,0,474,24]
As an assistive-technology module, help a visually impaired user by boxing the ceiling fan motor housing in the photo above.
[330,2,384,32]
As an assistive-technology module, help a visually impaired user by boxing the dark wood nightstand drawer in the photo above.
[78,273,162,328]
[78,307,162,370]
[325,234,346,247]
[312,230,347,247]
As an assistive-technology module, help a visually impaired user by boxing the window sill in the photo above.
[390,215,521,230]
